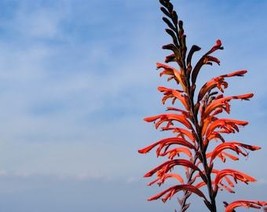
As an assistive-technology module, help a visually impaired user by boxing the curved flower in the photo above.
[143,159,206,182]
[148,172,184,186]
[214,169,256,190]
[144,113,193,130]
[202,118,248,140]
[224,200,267,212]
[138,137,196,155]
[157,63,187,90]
[202,93,253,119]
[207,142,261,164]
[158,86,190,110]
[197,70,247,102]
[191,40,223,85]
[162,147,192,159]
[148,184,208,203]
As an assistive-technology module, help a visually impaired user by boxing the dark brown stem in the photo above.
[190,99,217,212]
[200,149,217,212]
[159,1,217,211]
[185,75,217,212]
[178,156,198,212]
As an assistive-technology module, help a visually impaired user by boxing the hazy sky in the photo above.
[0,0,266,211]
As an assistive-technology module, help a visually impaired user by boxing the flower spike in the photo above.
[139,0,264,211]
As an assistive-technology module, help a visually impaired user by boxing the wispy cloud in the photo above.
[0,0,266,211]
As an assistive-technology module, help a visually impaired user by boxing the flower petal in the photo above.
[208,142,261,163]
[144,113,193,130]
[202,93,253,118]
[214,169,256,187]
[158,86,189,110]
[138,137,196,155]
[225,200,267,212]
[143,159,206,182]
[148,184,207,203]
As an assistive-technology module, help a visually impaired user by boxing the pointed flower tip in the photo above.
[241,70,248,74]
[138,144,155,154]
[138,149,146,154]
[156,62,163,69]
[216,39,224,49]
[143,117,148,122]
[144,172,153,178]
[253,145,261,151]
[209,39,224,54]
[144,115,160,122]
[147,197,155,201]
[216,39,222,45]
[157,86,165,91]
[245,93,254,100]
[237,93,254,100]
[224,70,248,77]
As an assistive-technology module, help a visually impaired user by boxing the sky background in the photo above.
[0,0,266,211]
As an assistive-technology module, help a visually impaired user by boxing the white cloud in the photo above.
[0,1,266,211]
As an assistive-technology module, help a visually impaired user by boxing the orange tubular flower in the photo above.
[220,70,247,78]
[225,200,267,212]
[138,137,196,155]
[202,94,253,119]
[207,142,261,164]
[157,63,187,90]
[202,118,248,140]
[197,70,247,102]
[158,86,190,110]
[162,147,192,159]
[214,169,256,190]
[148,172,185,186]
[144,113,194,133]
[147,184,208,203]
[143,159,206,181]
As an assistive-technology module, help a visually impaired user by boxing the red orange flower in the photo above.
[225,200,267,212]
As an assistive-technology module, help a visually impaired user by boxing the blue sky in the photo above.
[0,0,266,211]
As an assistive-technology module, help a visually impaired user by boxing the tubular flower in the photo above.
[157,63,187,91]
[207,142,261,164]
[138,137,196,155]
[214,169,256,190]
[148,173,184,186]
[202,118,249,142]
[158,86,190,110]
[224,200,267,212]
[144,113,193,130]
[202,93,253,119]
[197,70,247,102]
[147,184,208,203]
[143,159,206,182]
[191,39,224,86]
